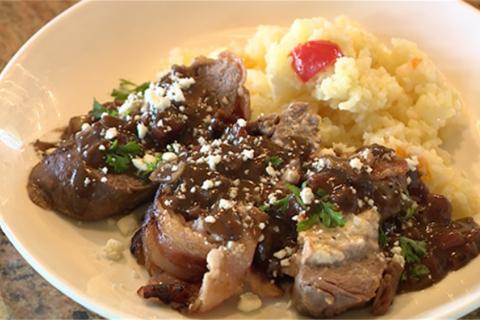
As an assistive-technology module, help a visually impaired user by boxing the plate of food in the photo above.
[1,0,480,318]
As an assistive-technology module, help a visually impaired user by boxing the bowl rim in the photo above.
[1,0,480,318]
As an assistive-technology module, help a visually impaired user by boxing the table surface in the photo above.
[1,1,480,319]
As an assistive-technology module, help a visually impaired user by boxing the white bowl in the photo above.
[1,1,480,318]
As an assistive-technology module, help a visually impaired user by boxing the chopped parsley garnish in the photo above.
[410,264,430,280]
[267,156,284,168]
[137,154,163,180]
[286,183,305,208]
[111,78,149,102]
[260,195,290,212]
[379,228,387,247]
[399,236,427,263]
[297,190,345,232]
[405,205,417,220]
[92,98,119,119]
[104,139,143,174]
[106,154,131,174]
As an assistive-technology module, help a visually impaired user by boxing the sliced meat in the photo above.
[294,253,385,318]
[140,199,214,282]
[292,209,386,317]
[134,198,266,313]
[28,129,156,221]
[27,52,251,221]
[271,102,320,150]
[184,51,250,121]
[190,238,257,313]
[371,259,404,316]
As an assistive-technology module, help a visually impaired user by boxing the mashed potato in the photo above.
[168,16,479,218]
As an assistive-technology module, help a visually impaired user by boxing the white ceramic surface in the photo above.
[1,1,480,318]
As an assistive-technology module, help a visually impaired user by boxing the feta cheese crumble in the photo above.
[237,292,262,313]
[300,187,315,205]
[137,122,148,139]
[104,127,118,140]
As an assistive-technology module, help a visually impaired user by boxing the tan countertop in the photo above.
[1,1,479,319]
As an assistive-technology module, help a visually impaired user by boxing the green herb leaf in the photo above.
[116,141,143,156]
[296,192,345,232]
[297,214,321,232]
[110,78,149,102]
[105,154,131,173]
[316,188,327,198]
[259,204,270,212]
[104,140,143,174]
[267,156,284,168]
[399,236,427,263]
[379,228,387,247]
[137,154,163,180]
[405,205,417,220]
[410,264,430,280]
[322,201,345,228]
[92,98,118,119]
[260,195,291,213]
[286,183,305,208]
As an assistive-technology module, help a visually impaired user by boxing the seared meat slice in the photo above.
[134,196,267,313]
[292,209,386,317]
[181,51,250,122]
[27,52,250,221]
[371,259,404,316]
[294,253,386,317]
[28,122,156,221]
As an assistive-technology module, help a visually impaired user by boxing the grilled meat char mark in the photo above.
[27,52,250,221]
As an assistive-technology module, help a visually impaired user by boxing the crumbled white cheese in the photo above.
[100,177,108,183]
[282,168,300,184]
[406,156,419,171]
[312,158,329,171]
[176,77,195,89]
[259,222,266,230]
[81,123,91,131]
[280,259,290,267]
[207,154,222,171]
[349,158,363,170]
[118,93,143,115]
[144,84,171,112]
[229,187,238,199]
[143,154,157,164]
[391,246,405,268]
[219,199,234,210]
[116,214,139,236]
[237,292,262,313]
[201,179,214,190]
[273,249,287,259]
[237,118,247,127]
[241,149,254,161]
[137,123,148,139]
[265,163,277,177]
[101,167,108,174]
[166,82,185,102]
[204,216,216,223]
[101,239,124,261]
[200,144,211,153]
[162,152,177,162]
[83,177,91,187]
[132,158,147,171]
[104,127,118,140]
[98,144,106,151]
[300,187,315,205]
